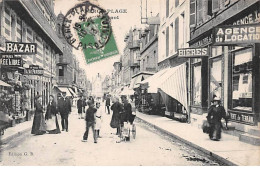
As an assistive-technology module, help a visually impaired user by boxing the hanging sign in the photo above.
[24,65,44,75]
[5,42,37,54]
[0,54,22,67]
[178,47,209,58]
[213,23,260,45]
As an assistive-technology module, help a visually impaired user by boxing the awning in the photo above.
[56,87,72,97]
[139,64,188,112]
[0,80,12,87]
[68,88,77,97]
[130,74,152,89]
[159,64,188,112]
[120,86,135,96]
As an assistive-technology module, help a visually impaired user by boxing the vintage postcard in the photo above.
[0,0,260,166]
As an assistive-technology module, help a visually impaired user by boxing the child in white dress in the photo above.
[95,102,102,138]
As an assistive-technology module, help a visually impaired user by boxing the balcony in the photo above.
[58,76,70,85]
[145,67,157,72]
[56,57,69,65]
[130,62,140,68]
[128,40,140,49]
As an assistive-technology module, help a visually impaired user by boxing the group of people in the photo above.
[31,92,71,135]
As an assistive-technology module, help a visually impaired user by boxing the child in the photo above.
[95,102,102,138]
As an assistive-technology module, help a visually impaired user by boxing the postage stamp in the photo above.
[62,0,119,64]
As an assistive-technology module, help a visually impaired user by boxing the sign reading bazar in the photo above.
[178,47,209,58]
[213,24,260,45]
[24,65,44,75]
[5,42,37,54]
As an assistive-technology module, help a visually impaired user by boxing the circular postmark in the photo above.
[62,0,112,50]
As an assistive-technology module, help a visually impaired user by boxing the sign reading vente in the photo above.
[178,47,209,58]
[5,42,37,54]
[213,24,260,45]
[24,65,44,75]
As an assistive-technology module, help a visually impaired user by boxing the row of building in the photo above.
[104,0,260,145]
[0,0,91,125]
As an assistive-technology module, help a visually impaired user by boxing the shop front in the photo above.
[189,1,260,126]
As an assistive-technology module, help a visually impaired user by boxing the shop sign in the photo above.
[213,24,260,45]
[229,112,254,125]
[24,65,44,75]
[0,54,22,67]
[178,47,209,58]
[5,42,37,54]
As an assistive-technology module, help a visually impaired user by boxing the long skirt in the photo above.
[31,113,46,135]
[46,115,61,134]
[209,122,222,140]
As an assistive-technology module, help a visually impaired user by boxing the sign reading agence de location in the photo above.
[178,47,209,58]
[213,24,260,45]
[5,42,37,54]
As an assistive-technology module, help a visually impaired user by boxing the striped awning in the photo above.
[57,87,72,97]
[159,64,188,113]
[68,88,77,97]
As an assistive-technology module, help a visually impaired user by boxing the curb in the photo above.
[136,116,237,166]
[0,127,31,145]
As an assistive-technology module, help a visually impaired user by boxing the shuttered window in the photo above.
[166,26,169,57]
[175,17,179,52]
[190,0,196,27]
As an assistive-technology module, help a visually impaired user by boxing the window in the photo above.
[166,26,169,57]
[166,0,169,17]
[190,0,196,27]
[192,62,201,106]
[175,17,179,52]
[210,57,222,101]
[231,48,252,112]
[175,0,179,7]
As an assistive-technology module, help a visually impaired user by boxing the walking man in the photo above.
[58,92,71,132]
[82,101,97,143]
[105,94,111,114]
[77,96,84,119]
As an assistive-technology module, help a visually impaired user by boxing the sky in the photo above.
[54,0,159,81]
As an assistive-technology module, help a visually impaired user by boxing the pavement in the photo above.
[1,105,260,166]
[136,112,260,166]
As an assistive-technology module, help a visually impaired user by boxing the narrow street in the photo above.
[0,103,221,166]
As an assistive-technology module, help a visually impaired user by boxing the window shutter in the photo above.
[166,0,169,18]
[190,0,196,27]
[166,26,169,57]
[212,0,220,13]
[175,0,179,8]
[175,17,179,52]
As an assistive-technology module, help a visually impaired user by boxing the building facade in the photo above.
[0,0,63,120]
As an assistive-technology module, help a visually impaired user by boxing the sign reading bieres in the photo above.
[214,24,260,45]
[5,42,37,54]
[178,47,209,58]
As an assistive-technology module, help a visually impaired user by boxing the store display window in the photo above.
[231,48,252,112]
[192,59,202,106]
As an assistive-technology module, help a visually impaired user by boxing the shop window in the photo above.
[231,48,252,112]
[192,62,201,106]
[210,57,222,102]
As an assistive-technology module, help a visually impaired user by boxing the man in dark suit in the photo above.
[58,92,71,132]
[105,95,111,114]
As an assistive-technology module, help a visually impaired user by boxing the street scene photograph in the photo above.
[0,0,260,166]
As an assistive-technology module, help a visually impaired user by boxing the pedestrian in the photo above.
[105,94,111,114]
[82,101,97,143]
[121,95,135,125]
[77,96,84,119]
[110,97,123,135]
[95,102,102,138]
[45,95,61,134]
[88,95,94,105]
[83,98,87,117]
[31,95,46,135]
[207,97,228,141]
[57,92,71,132]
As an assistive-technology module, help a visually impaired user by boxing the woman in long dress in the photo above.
[110,97,123,135]
[207,97,228,141]
[45,95,61,134]
[31,95,46,135]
